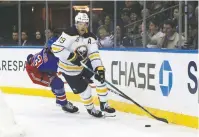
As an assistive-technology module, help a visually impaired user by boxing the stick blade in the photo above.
[156,117,169,124]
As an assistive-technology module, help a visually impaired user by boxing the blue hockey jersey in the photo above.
[29,36,59,73]
[31,48,59,73]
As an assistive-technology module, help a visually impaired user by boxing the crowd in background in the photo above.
[0,1,198,50]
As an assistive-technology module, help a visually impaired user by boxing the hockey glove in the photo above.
[67,51,84,66]
[94,66,105,84]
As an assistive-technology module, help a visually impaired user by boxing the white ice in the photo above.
[4,94,198,137]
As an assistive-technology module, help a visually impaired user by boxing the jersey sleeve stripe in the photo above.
[30,73,49,85]
[90,58,101,62]
[88,51,99,56]
[59,61,83,70]
[89,53,100,60]
[52,44,65,48]
[51,46,64,53]
[58,66,82,73]
[59,60,76,66]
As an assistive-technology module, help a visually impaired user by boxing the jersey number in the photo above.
[59,37,66,43]
[34,55,43,68]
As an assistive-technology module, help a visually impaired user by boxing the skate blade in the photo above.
[102,112,116,118]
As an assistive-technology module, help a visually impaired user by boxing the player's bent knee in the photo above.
[79,86,92,99]
[51,77,64,89]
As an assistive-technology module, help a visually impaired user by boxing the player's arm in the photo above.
[51,32,83,66]
[25,61,50,87]
[51,32,71,60]
[87,37,105,83]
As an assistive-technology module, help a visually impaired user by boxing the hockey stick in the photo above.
[64,77,127,99]
[80,62,169,124]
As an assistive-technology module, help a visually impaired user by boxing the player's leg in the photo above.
[95,81,115,113]
[62,73,103,118]
[79,85,103,117]
[82,61,115,114]
[50,76,78,113]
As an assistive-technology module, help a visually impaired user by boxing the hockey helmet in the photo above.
[27,54,33,65]
[75,12,89,24]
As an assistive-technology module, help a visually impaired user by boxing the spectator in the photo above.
[151,2,167,24]
[124,1,142,17]
[141,8,150,19]
[98,19,104,27]
[142,19,164,48]
[46,28,59,47]
[104,15,114,34]
[121,8,131,26]
[45,28,54,41]
[130,12,139,22]
[127,12,139,36]
[187,4,198,32]
[132,23,142,47]
[9,31,18,46]
[130,12,142,47]
[21,30,31,46]
[97,26,109,39]
[97,26,114,48]
[161,1,174,20]
[173,7,179,21]
[192,6,198,49]
[186,6,198,49]
[125,12,141,47]
[172,7,184,33]
[120,8,131,40]
[157,19,185,49]
[33,30,44,46]
[151,1,163,14]
[115,26,124,48]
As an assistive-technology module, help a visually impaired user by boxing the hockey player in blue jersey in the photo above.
[25,39,78,113]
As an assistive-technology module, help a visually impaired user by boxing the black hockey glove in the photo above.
[94,66,105,84]
[67,51,84,66]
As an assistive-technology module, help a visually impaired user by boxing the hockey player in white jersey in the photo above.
[51,12,115,118]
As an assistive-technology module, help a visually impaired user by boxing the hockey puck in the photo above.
[145,125,151,127]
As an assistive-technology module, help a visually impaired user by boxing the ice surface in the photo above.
[4,94,198,137]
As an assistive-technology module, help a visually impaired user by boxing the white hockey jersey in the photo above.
[51,32,103,76]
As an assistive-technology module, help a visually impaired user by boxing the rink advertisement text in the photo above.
[111,60,198,95]
[103,50,198,116]
[111,61,155,91]
[0,60,26,71]
[187,61,198,94]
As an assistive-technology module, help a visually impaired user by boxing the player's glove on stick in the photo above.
[94,66,105,84]
[67,51,84,66]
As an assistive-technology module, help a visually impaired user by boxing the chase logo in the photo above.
[159,60,173,96]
